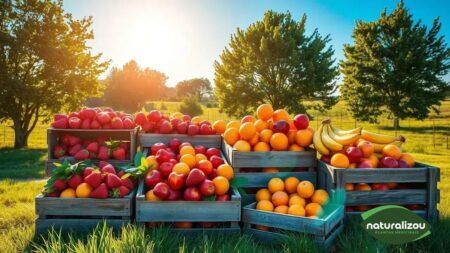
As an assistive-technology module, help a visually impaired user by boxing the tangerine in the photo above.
[233,140,251,151]
[382,144,402,160]
[297,181,315,198]
[257,104,273,121]
[75,183,92,198]
[259,129,273,143]
[272,109,290,122]
[60,188,76,198]
[284,177,300,194]
[274,205,289,214]
[289,194,306,207]
[180,154,196,168]
[256,188,272,202]
[268,178,284,193]
[223,128,240,146]
[305,203,323,217]
[311,189,329,205]
[217,164,234,180]
[253,142,271,152]
[254,119,269,132]
[173,162,190,175]
[212,120,227,134]
[295,129,314,147]
[270,133,289,150]
[239,122,256,140]
[213,176,230,195]
[226,120,240,130]
[256,200,274,212]
[179,146,195,156]
[330,153,350,168]
[288,204,305,216]
[271,191,289,206]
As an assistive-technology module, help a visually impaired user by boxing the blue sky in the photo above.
[64,0,450,86]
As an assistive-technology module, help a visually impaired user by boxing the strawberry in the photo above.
[134,112,146,125]
[54,114,68,121]
[67,174,83,189]
[61,134,71,146]
[81,118,91,129]
[97,146,110,160]
[106,173,122,188]
[90,183,108,199]
[119,142,130,150]
[83,167,95,178]
[111,117,124,129]
[68,135,81,146]
[51,118,68,129]
[102,123,112,129]
[142,121,154,133]
[101,164,116,174]
[53,179,67,191]
[74,149,89,160]
[68,117,81,129]
[53,145,66,158]
[90,119,101,129]
[118,186,130,197]
[98,161,110,169]
[69,144,82,156]
[86,142,99,153]
[121,177,134,189]
[96,136,108,146]
[112,147,125,160]
[123,118,135,129]
[84,172,103,188]
[96,112,111,125]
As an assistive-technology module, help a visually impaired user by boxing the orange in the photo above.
[195,153,208,164]
[355,183,371,191]
[60,188,76,198]
[284,177,300,194]
[212,120,227,134]
[311,189,329,205]
[213,176,230,195]
[233,140,251,151]
[239,122,256,140]
[399,153,415,167]
[271,191,289,206]
[345,183,354,191]
[180,154,196,168]
[288,119,297,130]
[255,225,270,231]
[368,154,379,167]
[256,188,272,202]
[253,142,270,152]
[256,200,274,212]
[262,167,279,173]
[357,141,375,158]
[274,205,289,214]
[223,128,240,146]
[289,194,306,207]
[257,104,273,121]
[145,190,161,201]
[76,183,92,198]
[270,133,289,150]
[254,120,269,132]
[259,129,273,143]
[272,109,290,122]
[305,203,323,217]
[295,129,314,147]
[173,162,190,175]
[179,146,195,156]
[287,129,297,144]
[288,204,305,216]
[382,144,402,160]
[175,222,192,228]
[198,159,213,171]
[330,153,350,168]
[191,116,202,124]
[249,134,259,146]
[241,115,256,123]
[268,178,284,193]
[289,144,304,151]
[297,181,315,198]
[226,120,241,130]
[217,164,234,180]
[146,155,159,170]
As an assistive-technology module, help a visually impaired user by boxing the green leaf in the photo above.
[204,196,216,201]
[134,151,144,166]
[141,157,148,168]
[230,177,248,188]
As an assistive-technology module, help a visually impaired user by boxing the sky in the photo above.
[63,0,450,86]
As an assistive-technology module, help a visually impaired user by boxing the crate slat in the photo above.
[35,218,128,234]
[139,133,222,148]
[235,171,317,188]
[345,189,427,205]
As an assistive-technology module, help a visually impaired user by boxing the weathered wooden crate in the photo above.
[139,132,222,148]
[135,181,241,233]
[221,140,316,172]
[242,202,344,247]
[35,190,135,234]
[317,160,440,222]
[46,128,138,174]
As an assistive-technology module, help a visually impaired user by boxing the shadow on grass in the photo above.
[0,148,47,180]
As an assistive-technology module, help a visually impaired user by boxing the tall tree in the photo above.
[103,60,168,112]
[214,11,338,117]
[0,0,109,148]
[340,1,450,127]
[176,78,212,101]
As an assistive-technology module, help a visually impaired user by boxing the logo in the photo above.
[361,205,431,244]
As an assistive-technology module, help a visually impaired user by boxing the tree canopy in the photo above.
[214,10,338,117]
[340,1,450,125]
[103,60,168,112]
[175,78,212,101]
[0,0,109,148]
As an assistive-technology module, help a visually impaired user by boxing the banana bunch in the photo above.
[313,119,361,155]
[359,130,405,152]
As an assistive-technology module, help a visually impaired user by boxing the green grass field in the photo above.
[1,101,449,252]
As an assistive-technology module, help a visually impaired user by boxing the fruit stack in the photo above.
[135,138,241,230]
[51,108,135,129]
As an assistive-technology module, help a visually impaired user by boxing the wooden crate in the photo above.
[138,132,222,148]
[317,160,440,222]
[35,190,135,234]
[242,202,344,247]
[221,140,316,171]
[46,128,138,174]
[135,181,241,233]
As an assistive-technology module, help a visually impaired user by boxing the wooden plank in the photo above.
[35,218,128,235]
[426,166,438,223]
[138,133,222,148]
[345,210,427,220]
[321,223,344,248]
[345,189,427,205]
[234,172,317,188]
[323,205,344,235]
[171,227,240,235]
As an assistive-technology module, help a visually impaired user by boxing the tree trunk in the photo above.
[393,117,400,129]
[13,123,29,148]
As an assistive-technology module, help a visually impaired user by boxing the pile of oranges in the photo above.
[214,104,314,151]
[253,177,330,230]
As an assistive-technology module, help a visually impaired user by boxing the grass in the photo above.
[0,101,449,252]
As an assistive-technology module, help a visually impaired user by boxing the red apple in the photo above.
[199,179,215,197]
[168,158,178,166]
[145,170,163,188]
[168,172,186,190]
[346,147,363,163]
[320,155,331,164]
[198,160,213,175]
[153,182,170,199]
[156,149,172,163]
[293,114,309,129]
[167,188,181,200]
[209,155,224,168]
[186,169,206,186]
[171,118,181,127]
[216,194,230,201]
[158,162,174,177]
[184,187,202,201]
[371,183,389,191]
[208,169,218,180]
[199,124,212,135]
[159,120,173,134]
[273,120,290,134]
[181,114,191,122]
[357,160,374,168]
[148,110,162,122]
[168,138,182,152]
[151,143,166,156]
[397,159,409,168]
[206,148,221,158]
[195,145,207,155]
[176,122,188,134]
[200,222,214,228]
[380,157,399,168]
[187,124,199,136]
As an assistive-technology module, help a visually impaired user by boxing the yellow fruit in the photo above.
[268,178,284,193]
[289,194,306,207]
[256,200,274,212]
[288,204,305,216]
[297,181,315,198]
[75,183,92,198]
[217,164,234,180]
[256,188,272,202]
[60,188,76,198]
[284,177,300,194]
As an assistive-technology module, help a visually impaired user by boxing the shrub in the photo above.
[179,96,203,117]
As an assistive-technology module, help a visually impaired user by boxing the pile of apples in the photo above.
[144,138,233,202]
[51,108,135,129]
[52,134,130,160]
[135,110,216,135]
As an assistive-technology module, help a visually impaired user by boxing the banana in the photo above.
[329,124,362,135]
[321,124,343,152]
[313,124,330,155]
[328,124,360,145]
[372,141,404,153]
[361,130,405,144]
